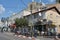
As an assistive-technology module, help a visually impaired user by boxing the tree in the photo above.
[15,18,28,28]
[15,18,29,34]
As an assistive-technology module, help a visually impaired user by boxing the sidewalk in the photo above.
[36,36,54,40]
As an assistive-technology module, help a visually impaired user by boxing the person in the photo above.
[41,31,44,36]
[14,27,19,35]
[1,27,4,32]
[33,29,38,37]
[47,28,50,36]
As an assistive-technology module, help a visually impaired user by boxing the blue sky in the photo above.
[0,0,56,19]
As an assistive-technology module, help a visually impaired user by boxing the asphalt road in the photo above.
[0,32,55,40]
[0,32,31,40]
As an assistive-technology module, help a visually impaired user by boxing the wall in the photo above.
[46,10,60,33]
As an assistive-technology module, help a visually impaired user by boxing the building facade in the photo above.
[8,2,46,25]
[8,2,60,33]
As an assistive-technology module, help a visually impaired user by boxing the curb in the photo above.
[14,35,36,40]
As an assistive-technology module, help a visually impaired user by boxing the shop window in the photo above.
[34,13,38,19]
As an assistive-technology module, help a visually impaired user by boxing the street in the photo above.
[0,32,32,40]
[0,32,55,40]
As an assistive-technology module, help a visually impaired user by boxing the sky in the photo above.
[0,0,56,19]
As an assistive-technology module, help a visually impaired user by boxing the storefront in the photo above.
[34,24,47,32]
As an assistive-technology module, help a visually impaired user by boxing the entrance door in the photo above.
[34,25,47,32]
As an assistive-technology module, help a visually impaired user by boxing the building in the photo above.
[45,3,60,33]
[8,2,60,33]
[56,0,60,3]
[8,11,23,25]
[8,2,46,25]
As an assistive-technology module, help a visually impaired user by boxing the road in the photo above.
[0,32,54,40]
[0,32,31,40]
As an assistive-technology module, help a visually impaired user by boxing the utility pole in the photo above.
[30,0,34,37]
[30,3,33,37]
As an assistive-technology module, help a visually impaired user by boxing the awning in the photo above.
[10,24,16,28]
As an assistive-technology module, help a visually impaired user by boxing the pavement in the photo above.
[36,36,54,40]
[0,32,55,40]
[13,33,55,40]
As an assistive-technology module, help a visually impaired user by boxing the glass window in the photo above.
[39,13,42,16]
[34,13,38,19]
[26,15,33,20]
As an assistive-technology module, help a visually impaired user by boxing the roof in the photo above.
[9,2,60,18]
[24,6,60,17]
[24,3,60,17]
[47,3,60,11]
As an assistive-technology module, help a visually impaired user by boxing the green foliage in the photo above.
[15,18,28,27]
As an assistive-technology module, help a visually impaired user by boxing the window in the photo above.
[34,13,38,19]
[39,13,42,16]
[27,15,31,20]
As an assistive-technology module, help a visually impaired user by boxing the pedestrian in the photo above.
[1,27,4,32]
[33,29,38,37]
